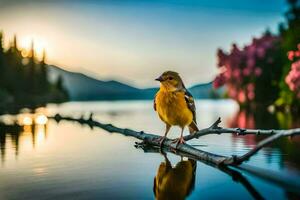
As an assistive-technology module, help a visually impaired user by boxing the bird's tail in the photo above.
[188,121,199,134]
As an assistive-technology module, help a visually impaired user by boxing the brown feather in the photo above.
[188,121,199,134]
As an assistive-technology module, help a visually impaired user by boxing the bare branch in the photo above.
[51,114,229,165]
[182,117,300,165]
[51,114,300,166]
[229,129,300,165]
[49,113,300,195]
[184,118,300,142]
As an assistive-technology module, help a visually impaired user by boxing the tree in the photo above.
[213,32,283,107]
[0,32,69,110]
[213,0,300,112]
[276,0,300,110]
[39,49,49,93]
[0,31,4,87]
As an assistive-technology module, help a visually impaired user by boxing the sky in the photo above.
[0,0,287,88]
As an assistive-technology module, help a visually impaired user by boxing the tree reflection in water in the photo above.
[0,114,48,164]
[228,108,300,199]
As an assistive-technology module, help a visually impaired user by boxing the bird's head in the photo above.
[155,71,185,92]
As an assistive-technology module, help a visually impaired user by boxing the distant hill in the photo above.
[191,82,225,99]
[47,65,221,101]
[47,65,149,100]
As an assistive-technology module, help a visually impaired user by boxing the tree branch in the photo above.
[51,114,300,166]
[182,117,300,165]
[184,117,300,141]
[51,114,229,165]
[49,113,300,195]
[229,129,300,165]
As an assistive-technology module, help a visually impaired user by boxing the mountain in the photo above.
[190,82,225,99]
[47,65,220,101]
[47,65,152,100]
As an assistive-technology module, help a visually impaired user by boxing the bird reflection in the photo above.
[153,153,196,200]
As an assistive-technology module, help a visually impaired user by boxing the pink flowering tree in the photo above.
[213,32,284,107]
[276,44,300,111]
[286,45,300,98]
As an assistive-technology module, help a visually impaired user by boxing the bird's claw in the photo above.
[156,136,166,149]
[171,137,185,148]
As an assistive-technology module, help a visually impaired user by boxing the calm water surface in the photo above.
[0,100,299,200]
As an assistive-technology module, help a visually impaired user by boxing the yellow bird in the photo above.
[154,71,199,146]
[153,153,197,200]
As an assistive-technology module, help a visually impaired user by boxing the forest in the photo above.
[0,33,68,113]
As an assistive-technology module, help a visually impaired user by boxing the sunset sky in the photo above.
[0,0,286,87]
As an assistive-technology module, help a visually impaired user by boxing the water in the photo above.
[0,100,299,200]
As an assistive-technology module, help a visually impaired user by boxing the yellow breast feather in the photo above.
[155,90,193,127]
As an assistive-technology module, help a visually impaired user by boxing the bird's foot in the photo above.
[171,137,185,148]
[171,138,179,145]
[155,136,166,148]
[179,137,185,144]
[169,147,177,154]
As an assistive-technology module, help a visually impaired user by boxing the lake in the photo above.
[0,100,299,200]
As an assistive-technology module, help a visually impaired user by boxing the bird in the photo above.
[153,153,196,200]
[154,71,199,147]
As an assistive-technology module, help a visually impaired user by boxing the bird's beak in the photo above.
[155,76,163,82]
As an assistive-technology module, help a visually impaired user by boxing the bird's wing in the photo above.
[184,90,196,124]
[154,94,157,111]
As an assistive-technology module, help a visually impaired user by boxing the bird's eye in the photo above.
[168,77,173,80]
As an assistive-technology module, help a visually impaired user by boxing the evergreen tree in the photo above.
[0,32,4,87]
[5,35,23,95]
[28,40,37,94]
[39,49,48,92]
[0,31,3,54]
[0,32,69,110]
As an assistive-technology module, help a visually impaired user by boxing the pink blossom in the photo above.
[237,110,247,128]
[233,69,241,78]
[285,49,300,99]
[254,68,262,76]
[243,68,251,76]
[288,51,294,61]
[247,45,256,58]
[248,91,255,100]
[292,61,300,70]
[238,91,246,103]
[213,74,226,88]
[247,58,255,68]
[213,33,279,103]
[228,88,237,99]
[256,47,265,58]
[247,83,255,92]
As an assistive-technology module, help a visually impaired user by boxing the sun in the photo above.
[19,36,48,59]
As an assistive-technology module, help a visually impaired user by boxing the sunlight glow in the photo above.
[19,36,47,59]
[23,124,32,133]
[22,116,33,126]
[35,115,48,125]
[34,125,47,148]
